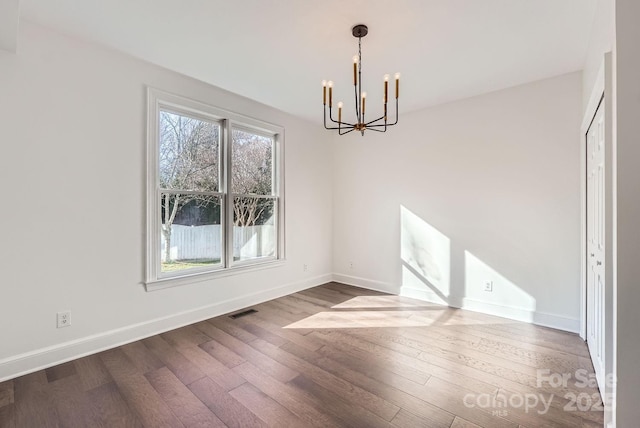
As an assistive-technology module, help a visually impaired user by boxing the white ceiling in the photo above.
[20,0,597,123]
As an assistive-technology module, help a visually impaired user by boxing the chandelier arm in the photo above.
[366,125,390,129]
[323,106,334,130]
[339,127,357,135]
[326,106,340,125]
[366,124,387,131]
[387,98,399,125]
[323,109,356,131]
[323,124,353,130]
[325,126,356,131]
[365,100,399,128]
[333,121,357,127]
[324,107,348,129]
[364,116,386,126]
[327,106,355,127]
[366,121,394,128]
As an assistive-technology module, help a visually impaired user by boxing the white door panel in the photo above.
[586,99,605,390]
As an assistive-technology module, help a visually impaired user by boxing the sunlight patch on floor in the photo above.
[283,310,441,329]
[284,292,521,330]
[331,295,444,309]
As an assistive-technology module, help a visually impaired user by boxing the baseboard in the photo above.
[460,298,580,333]
[397,287,453,306]
[531,309,580,333]
[0,273,332,382]
[332,273,580,333]
[331,273,396,294]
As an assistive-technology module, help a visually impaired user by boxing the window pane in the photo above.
[159,110,220,192]
[232,129,273,195]
[233,197,276,261]
[160,193,222,273]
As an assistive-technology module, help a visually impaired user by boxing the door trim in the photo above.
[579,52,614,422]
[580,53,611,341]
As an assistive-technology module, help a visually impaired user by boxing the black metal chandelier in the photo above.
[322,24,400,136]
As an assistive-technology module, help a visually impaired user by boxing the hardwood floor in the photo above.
[0,283,603,427]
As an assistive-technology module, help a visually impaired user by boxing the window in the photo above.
[231,128,277,263]
[146,89,284,290]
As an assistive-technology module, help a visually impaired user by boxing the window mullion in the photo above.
[224,119,234,268]
[273,133,280,259]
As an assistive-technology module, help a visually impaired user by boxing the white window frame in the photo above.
[145,88,285,291]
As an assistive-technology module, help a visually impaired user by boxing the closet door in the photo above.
[585,97,605,389]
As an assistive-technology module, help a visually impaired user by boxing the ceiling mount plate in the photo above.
[352,24,368,38]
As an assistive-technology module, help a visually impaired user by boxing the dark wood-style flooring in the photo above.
[0,282,603,427]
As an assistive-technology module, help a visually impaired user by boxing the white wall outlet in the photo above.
[484,280,493,292]
[303,263,308,272]
[57,311,71,328]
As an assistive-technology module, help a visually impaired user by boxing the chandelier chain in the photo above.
[357,36,362,120]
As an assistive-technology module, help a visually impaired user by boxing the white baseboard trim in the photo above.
[0,273,332,382]
[460,298,580,334]
[397,287,452,306]
[531,310,580,334]
[331,273,396,294]
[332,273,580,333]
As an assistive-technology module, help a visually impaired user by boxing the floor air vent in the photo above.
[229,309,257,319]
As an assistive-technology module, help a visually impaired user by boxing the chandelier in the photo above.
[322,24,400,136]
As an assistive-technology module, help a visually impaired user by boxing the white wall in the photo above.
[333,72,583,332]
[0,22,333,380]
[613,1,640,425]
[0,0,19,53]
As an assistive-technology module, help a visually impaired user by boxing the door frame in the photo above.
[579,52,614,413]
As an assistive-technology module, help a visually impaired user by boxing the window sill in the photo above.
[144,259,286,292]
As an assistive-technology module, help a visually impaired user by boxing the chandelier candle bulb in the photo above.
[338,101,343,122]
[322,80,327,105]
[384,74,389,104]
[328,80,333,107]
[362,91,366,115]
[353,55,358,85]
[395,73,400,98]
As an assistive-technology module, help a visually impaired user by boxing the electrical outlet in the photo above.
[57,311,71,328]
[349,261,354,269]
[484,281,493,292]
[303,264,308,272]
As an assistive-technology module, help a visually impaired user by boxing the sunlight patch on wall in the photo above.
[400,205,450,305]
[464,250,536,321]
